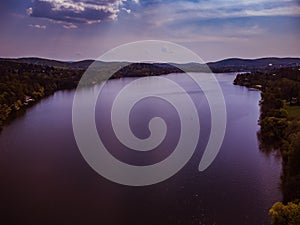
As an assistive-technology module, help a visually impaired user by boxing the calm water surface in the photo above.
[0,73,281,225]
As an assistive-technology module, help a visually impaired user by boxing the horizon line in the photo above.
[1,55,300,65]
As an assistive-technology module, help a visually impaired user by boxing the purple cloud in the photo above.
[27,0,128,26]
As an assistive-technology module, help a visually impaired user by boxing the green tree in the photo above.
[0,104,11,121]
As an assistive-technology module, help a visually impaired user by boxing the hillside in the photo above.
[2,57,300,72]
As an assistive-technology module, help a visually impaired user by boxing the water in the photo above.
[0,73,281,225]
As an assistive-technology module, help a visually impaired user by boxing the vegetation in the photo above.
[269,201,300,225]
[113,63,183,78]
[286,106,300,120]
[234,67,300,224]
[0,60,84,130]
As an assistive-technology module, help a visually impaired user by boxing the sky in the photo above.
[0,0,300,62]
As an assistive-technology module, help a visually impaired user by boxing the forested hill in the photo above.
[209,57,300,67]
[0,60,84,130]
[206,57,299,72]
[2,57,300,72]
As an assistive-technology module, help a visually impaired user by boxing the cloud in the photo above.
[166,25,265,44]
[63,23,77,29]
[139,0,300,28]
[124,0,300,48]
[122,7,131,14]
[46,19,79,29]
[27,0,130,26]
[29,24,47,29]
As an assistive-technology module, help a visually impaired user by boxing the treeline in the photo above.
[112,63,183,78]
[234,67,300,224]
[0,60,83,130]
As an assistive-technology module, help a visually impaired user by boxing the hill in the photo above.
[1,57,300,72]
[209,57,300,67]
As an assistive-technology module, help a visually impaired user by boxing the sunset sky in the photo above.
[1,0,300,62]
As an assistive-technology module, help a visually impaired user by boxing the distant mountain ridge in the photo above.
[1,57,300,72]
[0,57,94,69]
[207,57,300,67]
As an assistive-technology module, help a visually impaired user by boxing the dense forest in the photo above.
[0,60,84,130]
[234,67,300,224]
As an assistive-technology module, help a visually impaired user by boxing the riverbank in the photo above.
[0,60,84,132]
[234,67,300,224]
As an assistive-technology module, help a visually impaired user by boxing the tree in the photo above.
[269,201,300,225]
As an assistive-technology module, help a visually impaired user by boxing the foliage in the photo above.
[234,67,300,222]
[269,201,300,225]
[286,106,300,120]
[0,60,84,129]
